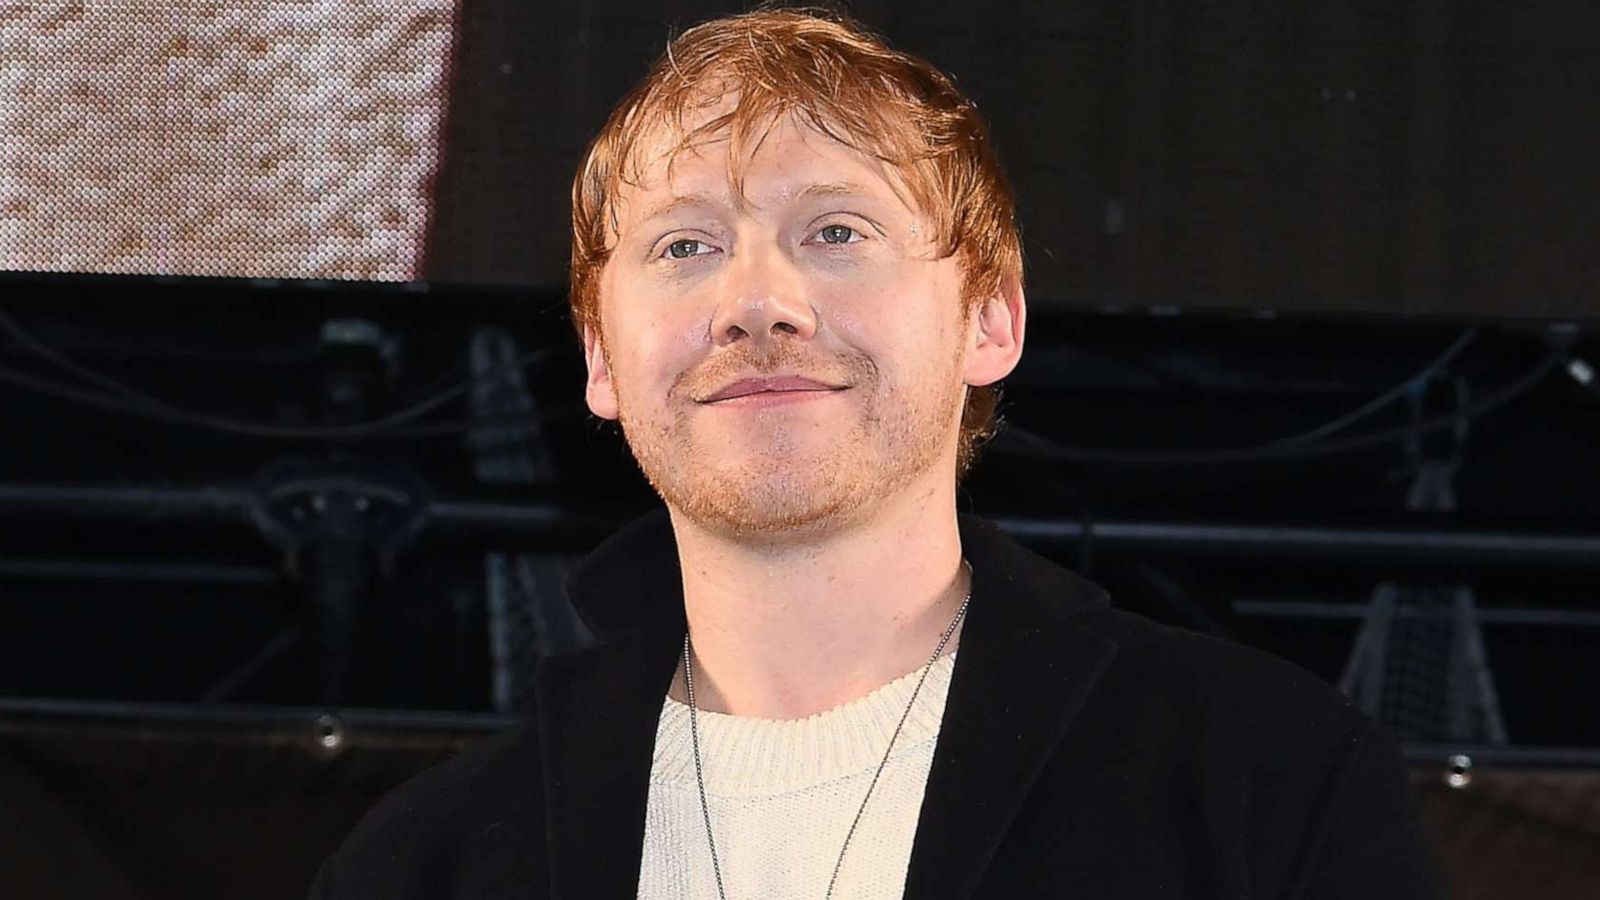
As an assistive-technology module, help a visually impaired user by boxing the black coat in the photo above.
[310,512,1444,899]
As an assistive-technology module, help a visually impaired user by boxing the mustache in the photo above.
[674,342,872,400]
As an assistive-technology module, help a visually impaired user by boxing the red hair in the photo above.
[570,8,1022,474]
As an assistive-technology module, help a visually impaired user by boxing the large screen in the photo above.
[0,1,456,280]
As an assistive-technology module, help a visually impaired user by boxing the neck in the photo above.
[666,475,969,719]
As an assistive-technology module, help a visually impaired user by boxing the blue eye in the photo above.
[665,239,705,259]
[817,224,857,244]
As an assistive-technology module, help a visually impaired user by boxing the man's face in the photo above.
[584,110,980,538]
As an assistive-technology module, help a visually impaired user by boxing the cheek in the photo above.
[814,261,906,340]
[606,306,705,402]
[598,261,703,378]
[820,266,961,376]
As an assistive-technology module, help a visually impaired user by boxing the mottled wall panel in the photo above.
[0,1,456,280]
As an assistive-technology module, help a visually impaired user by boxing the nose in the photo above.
[708,246,817,348]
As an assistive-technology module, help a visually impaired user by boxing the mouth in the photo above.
[698,375,848,404]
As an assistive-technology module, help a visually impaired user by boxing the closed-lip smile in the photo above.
[700,375,847,403]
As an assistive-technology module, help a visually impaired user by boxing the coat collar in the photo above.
[536,509,1119,899]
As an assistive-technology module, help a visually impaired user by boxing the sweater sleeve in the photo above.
[1289,719,1446,900]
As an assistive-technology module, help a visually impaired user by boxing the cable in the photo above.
[357,404,591,438]
[0,309,554,439]
[0,308,199,415]
[995,349,1566,466]
[1263,327,1479,447]
[0,353,556,439]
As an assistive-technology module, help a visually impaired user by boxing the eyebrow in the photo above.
[632,182,885,230]
[634,193,720,229]
[793,182,875,203]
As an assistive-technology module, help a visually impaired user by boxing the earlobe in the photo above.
[964,277,1027,388]
[582,324,621,421]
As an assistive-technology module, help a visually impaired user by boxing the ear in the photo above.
[582,322,620,420]
[963,275,1026,387]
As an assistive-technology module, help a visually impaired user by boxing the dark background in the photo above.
[428,0,1599,317]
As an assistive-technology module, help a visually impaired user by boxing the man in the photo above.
[312,9,1442,899]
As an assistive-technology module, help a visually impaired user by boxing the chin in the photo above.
[626,416,957,539]
[658,464,870,539]
[681,501,862,542]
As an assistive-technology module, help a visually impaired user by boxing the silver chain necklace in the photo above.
[681,574,972,900]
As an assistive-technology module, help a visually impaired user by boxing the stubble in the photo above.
[611,338,965,539]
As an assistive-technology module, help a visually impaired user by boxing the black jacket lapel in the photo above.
[902,517,1119,900]
[536,638,679,898]
[536,513,685,899]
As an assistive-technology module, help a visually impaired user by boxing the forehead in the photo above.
[610,101,922,232]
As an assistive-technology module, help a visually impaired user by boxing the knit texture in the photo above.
[637,652,958,899]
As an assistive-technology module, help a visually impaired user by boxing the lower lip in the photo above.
[705,389,842,409]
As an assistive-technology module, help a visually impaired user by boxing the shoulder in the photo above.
[1033,602,1442,895]
[1094,602,1356,720]
[965,515,1375,768]
[309,723,547,899]
[1055,604,1440,894]
[1072,600,1366,742]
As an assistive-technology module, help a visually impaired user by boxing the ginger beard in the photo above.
[602,330,970,538]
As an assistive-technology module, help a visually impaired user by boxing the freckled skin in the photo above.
[585,112,972,539]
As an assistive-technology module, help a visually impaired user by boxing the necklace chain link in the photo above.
[682,569,972,900]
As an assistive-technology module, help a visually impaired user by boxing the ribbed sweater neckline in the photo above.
[650,651,957,798]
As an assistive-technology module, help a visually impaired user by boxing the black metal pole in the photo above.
[3,482,1599,567]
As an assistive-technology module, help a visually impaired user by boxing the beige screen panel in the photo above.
[0,1,457,280]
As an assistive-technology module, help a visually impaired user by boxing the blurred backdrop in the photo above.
[2,1,1599,897]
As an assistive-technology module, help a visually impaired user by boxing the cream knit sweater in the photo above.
[637,652,958,900]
